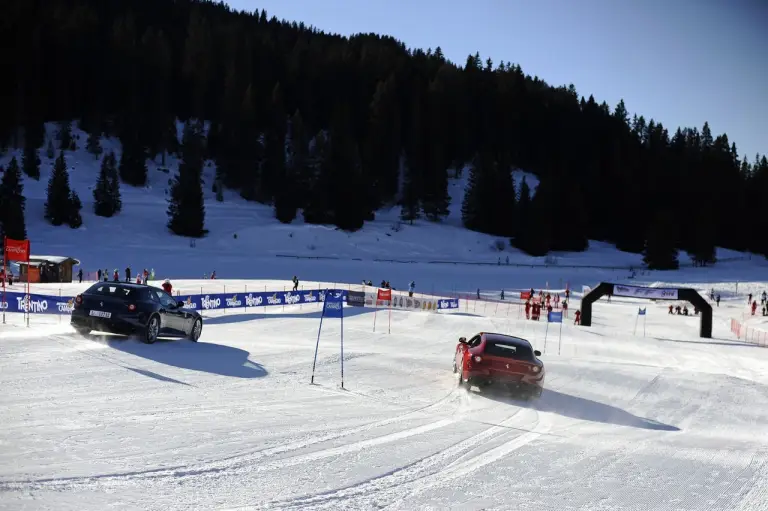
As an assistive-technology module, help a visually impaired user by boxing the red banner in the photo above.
[377,289,391,301]
[4,237,30,262]
[520,291,531,300]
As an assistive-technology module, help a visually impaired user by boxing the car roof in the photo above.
[483,332,532,347]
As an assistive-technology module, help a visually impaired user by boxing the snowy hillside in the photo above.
[1,121,754,287]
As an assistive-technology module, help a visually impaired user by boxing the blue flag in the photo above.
[638,307,646,316]
[322,290,344,319]
[548,311,563,323]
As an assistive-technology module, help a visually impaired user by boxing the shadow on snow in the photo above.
[82,332,268,379]
[201,306,374,325]
[478,387,680,432]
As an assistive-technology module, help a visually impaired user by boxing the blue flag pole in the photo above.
[310,308,325,385]
[340,305,345,389]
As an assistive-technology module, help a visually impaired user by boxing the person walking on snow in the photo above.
[748,293,753,304]
[525,300,531,320]
[752,301,757,316]
[292,276,299,291]
[574,310,581,325]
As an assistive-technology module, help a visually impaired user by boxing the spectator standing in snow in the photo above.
[162,279,173,294]
[500,289,505,300]
[476,288,480,299]
[716,294,720,307]
[97,269,102,281]
[748,293,753,304]
[574,310,581,325]
[292,275,299,291]
[125,267,131,282]
[78,268,83,283]
[113,269,119,281]
[408,281,415,297]
[103,268,109,282]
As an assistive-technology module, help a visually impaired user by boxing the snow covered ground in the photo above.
[3,123,768,509]
[2,266,768,510]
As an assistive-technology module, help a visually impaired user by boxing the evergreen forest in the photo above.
[1,0,767,269]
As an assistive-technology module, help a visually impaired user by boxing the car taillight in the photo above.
[531,366,540,373]
[75,295,83,306]
[128,304,136,312]
[473,355,483,363]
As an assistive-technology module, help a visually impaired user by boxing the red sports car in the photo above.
[453,332,544,398]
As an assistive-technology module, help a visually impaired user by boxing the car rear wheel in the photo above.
[457,365,467,387]
[74,326,90,336]
[189,318,202,342]
[144,315,160,344]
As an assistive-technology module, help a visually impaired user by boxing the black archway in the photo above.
[580,283,712,338]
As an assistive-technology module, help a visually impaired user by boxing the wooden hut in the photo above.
[17,255,81,283]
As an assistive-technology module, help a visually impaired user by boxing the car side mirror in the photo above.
[534,350,541,357]
[459,337,467,344]
[177,301,185,308]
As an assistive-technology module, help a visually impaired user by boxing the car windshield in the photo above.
[485,340,534,360]
[86,284,136,299]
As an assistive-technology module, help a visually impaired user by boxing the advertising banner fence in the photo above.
[1,287,461,316]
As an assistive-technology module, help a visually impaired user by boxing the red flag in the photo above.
[4,237,30,262]
[377,289,392,302]
[520,291,531,300]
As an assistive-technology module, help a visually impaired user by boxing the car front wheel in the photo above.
[189,318,202,342]
[144,315,160,344]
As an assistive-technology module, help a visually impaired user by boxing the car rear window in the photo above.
[485,341,534,360]
[86,284,136,299]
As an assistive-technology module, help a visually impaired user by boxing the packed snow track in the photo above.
[2,291,768,511]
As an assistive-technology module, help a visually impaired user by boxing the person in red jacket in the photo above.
[752,300,757,316]
[574,309,581,325]
[162,279,173,294]
[524,300,531,320]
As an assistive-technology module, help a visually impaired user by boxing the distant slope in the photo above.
[0,121,750,278]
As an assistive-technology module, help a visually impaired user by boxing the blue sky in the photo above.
[224,0,767,161]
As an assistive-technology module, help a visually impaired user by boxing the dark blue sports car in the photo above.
[70,282,203,344]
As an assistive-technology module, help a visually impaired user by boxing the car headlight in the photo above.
[474,355,482,363]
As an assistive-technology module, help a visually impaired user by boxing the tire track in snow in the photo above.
[0,386,464,493]
[252,406,551,510]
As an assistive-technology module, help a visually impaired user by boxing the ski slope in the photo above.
[2,267,768,510]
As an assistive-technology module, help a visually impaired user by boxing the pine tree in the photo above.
[86,130,103,157]
[93,152,121,217]
[303,131,332,224]
[0,160,27,241]
[107,152,122,213]
[400,160,420,224]
[643,212,679,270]
[45,152,74,226]
[68,190,83,228]
[21,142,41,180]
[515,177,532,240]
[167,121,206,237]
[58,121,73,150]
[119,135,148,187]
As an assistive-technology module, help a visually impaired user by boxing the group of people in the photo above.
[96,267,156,284]
[522,288,578,323]
[747,292,768,316]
